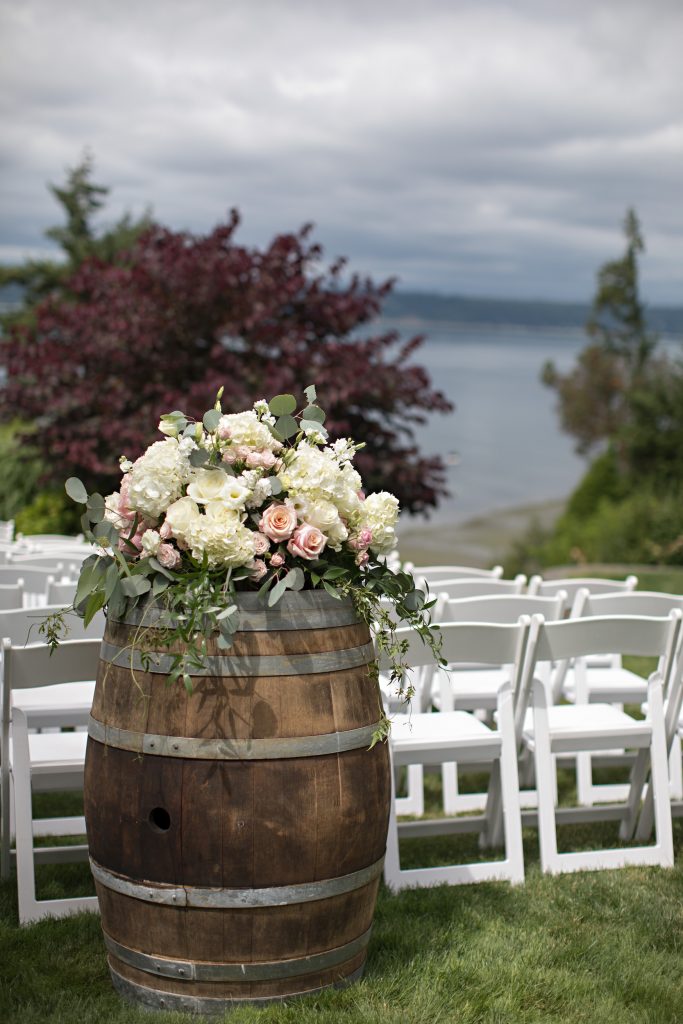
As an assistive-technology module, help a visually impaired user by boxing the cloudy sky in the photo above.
[1,0,682,302]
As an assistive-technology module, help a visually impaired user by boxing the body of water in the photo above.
[385,320,590,527]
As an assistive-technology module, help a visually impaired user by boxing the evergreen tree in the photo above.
[542,208,657,455]
[0,152,151,324]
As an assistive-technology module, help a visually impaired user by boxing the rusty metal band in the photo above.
[87,714,381,759]
[103,926,372,982]
[110,591,359,631]
[109,962,365,1013]
[99,639,375,677]
[90,855,384,908]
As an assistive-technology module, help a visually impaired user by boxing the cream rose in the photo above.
[165,496,201,543]
[187,468,249,507]
[259,503,298,542]
[287,523,327,560]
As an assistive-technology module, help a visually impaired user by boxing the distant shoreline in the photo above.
[397,498,566,568]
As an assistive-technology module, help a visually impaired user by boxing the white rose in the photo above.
[140,529,162,556]
[165,496,201,543]
[187,468,249,508]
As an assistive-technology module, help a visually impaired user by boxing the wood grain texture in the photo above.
[85,594,390,1008]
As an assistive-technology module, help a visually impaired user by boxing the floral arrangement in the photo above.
[53,386,442,740]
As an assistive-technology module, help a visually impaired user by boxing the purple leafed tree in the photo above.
[0,211,452,514]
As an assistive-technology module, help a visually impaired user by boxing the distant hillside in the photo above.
[382,290,683,334]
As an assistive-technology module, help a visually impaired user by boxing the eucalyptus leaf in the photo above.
[302,404,325,423]
[274,414,299,439]
[217,633,234,650]
[65,477,88,504]
[268,393,297,416]
[83,589,106,627]
[121,576,152,597]
[300,419,328,438]
[322,580,342,600]
[189,448,209,467]
[268,576,289,606]
[93,520,119,547]
[149,557,174,580]
[269,477,283,496]
[103,562,121,602]
[203,409,221,432]
[304,384,317,403]
[284,567,305,591]
[403,589,425,612]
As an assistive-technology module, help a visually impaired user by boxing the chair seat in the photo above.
[11,730,88,774]
[391,710,501,766]
[445,668,510,709]
[12,681,95,713]
[523,702,652,753]
[563,666,647,702]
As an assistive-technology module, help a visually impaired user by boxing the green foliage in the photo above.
[0,422,44,521]
[14,489,80,537]
[563,448,627,522]
[543,208,657,456]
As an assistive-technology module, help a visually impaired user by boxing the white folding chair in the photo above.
[418,575,527,600]
[560,589,683,806]
[45,577,78,606]
[517,612,681,875]
[406,564,504,582]
[0,582,25,611]
[2,638,101,922]
[380,619,528,890]
[528,574,638,602]
[426,592,567,815]
[0,566,66,608]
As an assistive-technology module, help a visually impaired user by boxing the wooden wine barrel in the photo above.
[84,591,390,1015]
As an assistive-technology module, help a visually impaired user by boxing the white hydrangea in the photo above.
[188,504,256,568]
[253,399,276,426]
[278,442,363,524]
[127,439,192,519]
[329,439,355,464]
[360,492,400,555]
[218,411,281,452]
[140,529,162,556]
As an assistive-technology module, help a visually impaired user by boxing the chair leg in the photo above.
[618,748,650,841]
[668,734,683,800]
[496,684,525,884]
[11,711,40,924]
[383,749,402,889]
[441,762,459,814]
[531,680,560,874]
[1,757,11,880]
[642,680,674,864]
[575,751,595,806]
[394,764,424,818]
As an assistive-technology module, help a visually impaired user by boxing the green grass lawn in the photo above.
[3,567,683,1023]
[3,784,683,1024]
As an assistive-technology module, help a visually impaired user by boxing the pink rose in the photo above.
[159,521,173,540]
[287,523,327,560]
[270,552,285,568]
[357,490,366,501]
[355,550,370,567]
[249,558,268,581]
[246,449,277,469]
[217,424,232,440]
[222,444,251,464]
[119,526,145,556]
[156,543,182,569]
[259,503,298,542]
[118,477,135,521]
[349,527,373,551]
[252,533,270,555]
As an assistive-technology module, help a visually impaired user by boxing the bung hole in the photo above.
[148,807,171,832]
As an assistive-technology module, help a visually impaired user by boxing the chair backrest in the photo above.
[527,574,638,601]
[377,616,531,708]
[0,582,24,611]
[571,589,683,620]
[425,575,526,599]
[14,533,84,546]
[0,566,66,589]
[439,592,567,625]
[45,577,78,606]
[8,554,84,574]
[407,564,504,581]
[518,611,683,741]
[0,605,105,648]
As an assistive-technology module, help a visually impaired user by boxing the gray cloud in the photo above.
[1,0,682,301]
